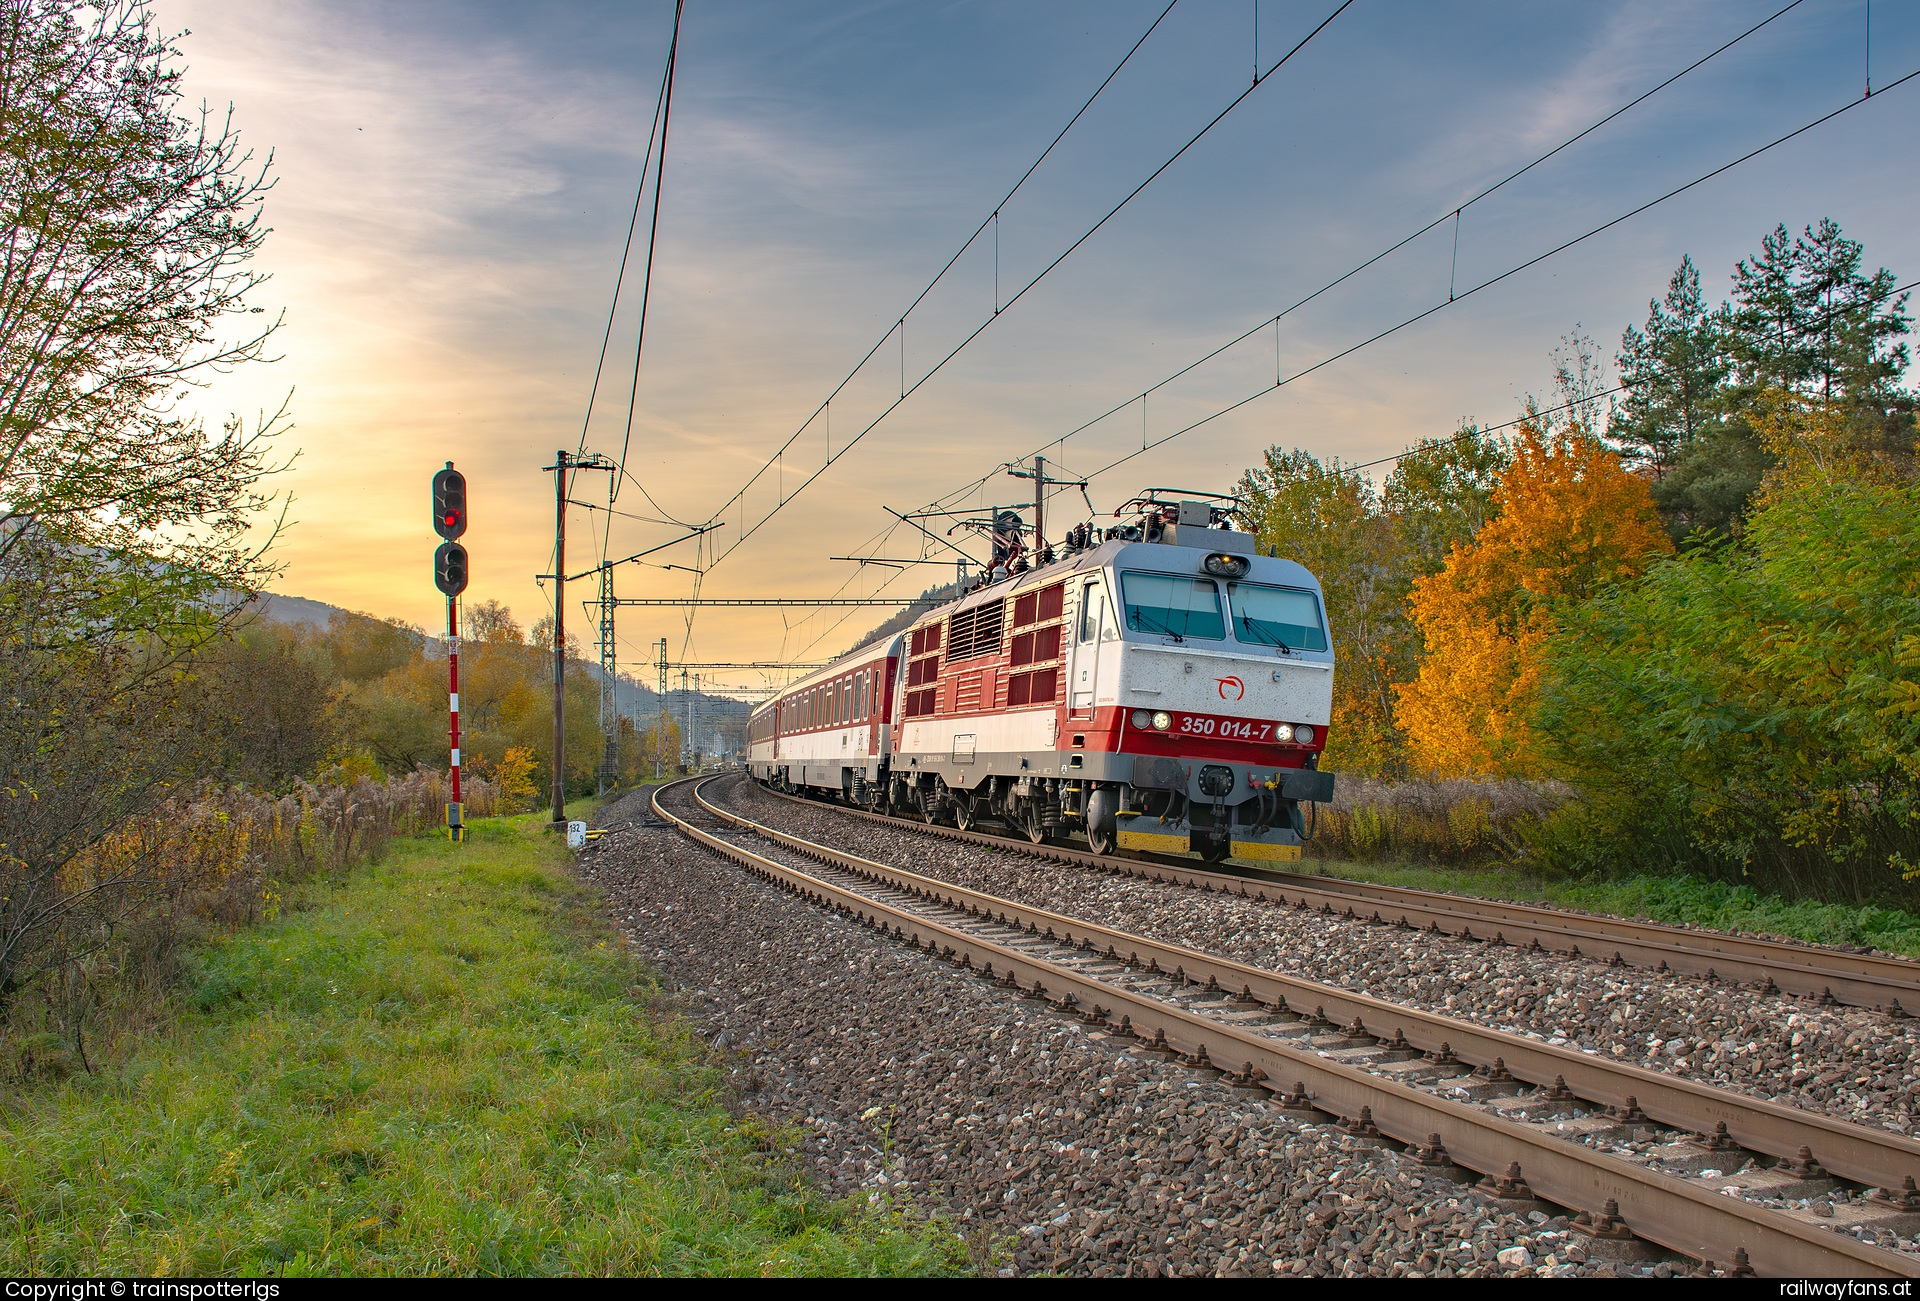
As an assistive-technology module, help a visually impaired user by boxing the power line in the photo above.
[614,0,687,503]
[573,13,677,461]
[1063,62,1920,489]
[676,0,1180,561]
[911,0,1816,519]
[688,0,1356,576]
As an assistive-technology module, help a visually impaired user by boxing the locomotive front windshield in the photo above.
[1119,573,1225,640]
[1226,581,1328,651]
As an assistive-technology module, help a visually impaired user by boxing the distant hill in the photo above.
[245,590,752,728]
[248,590,356,630]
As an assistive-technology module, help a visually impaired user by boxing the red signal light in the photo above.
[432,464,468,541]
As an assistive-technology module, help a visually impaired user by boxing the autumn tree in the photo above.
[466,599,523,644]
[1396,423,1671,777]
[0,0,284,620]
[1539,401,1920,896]
[0,2,284,1019]
[1238,448,1409,775]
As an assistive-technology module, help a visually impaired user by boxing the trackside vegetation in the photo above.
[1242,219,1918,905]
[0,816,971,1277]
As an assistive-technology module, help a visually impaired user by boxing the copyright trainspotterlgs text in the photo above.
[6,1286,281,1300]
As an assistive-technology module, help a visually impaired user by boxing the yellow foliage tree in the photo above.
[1396,423,1672,776]
[487,745,539,814]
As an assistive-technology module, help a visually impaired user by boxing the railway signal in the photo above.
[433,462,469,843]
[433,540,469,596]
[432,464,468,540]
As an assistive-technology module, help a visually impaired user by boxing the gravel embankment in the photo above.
[577,786,1620,1278]
[720,778,1920,1136]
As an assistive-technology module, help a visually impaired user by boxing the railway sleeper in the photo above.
[674,777,1920,1275]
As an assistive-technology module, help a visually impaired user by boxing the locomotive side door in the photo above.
[1069,577,1109,718]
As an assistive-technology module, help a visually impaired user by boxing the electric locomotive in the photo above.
[746,491,1336,863]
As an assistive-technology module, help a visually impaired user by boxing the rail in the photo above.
[648,776,1920,1278]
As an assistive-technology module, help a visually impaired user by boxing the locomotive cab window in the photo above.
[1119,573,1225,641]
[1226,582,1328,652]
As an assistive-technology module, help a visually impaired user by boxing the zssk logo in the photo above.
[1215,675,1245,701]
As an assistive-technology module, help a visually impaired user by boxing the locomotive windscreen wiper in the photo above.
[1129,609,1184,642]
[1237,614,1294,654]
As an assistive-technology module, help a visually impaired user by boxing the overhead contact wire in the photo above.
[694,0,1352,572]
[614,0,688,504]
[937,0,1811,508]
[691,0,1180,540]
[574,23,674,461]
[1075,69,1920,485]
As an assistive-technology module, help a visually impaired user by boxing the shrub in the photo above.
[1536,440,1920,902]
[1309,776,1565,865]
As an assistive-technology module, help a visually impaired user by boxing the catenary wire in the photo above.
[573,16,676,460]
[676,0,1182,556]
[907,57,1919,527]
[909,0,1816,516]
[689,0,1356,575]
[614,0,688,504]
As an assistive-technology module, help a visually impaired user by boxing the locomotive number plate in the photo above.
[1167,712,1276,740]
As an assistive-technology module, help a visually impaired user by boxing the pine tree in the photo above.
[1611,256,1728,476]
[1725,220,1910,403]
[1793,218,1910,403]
[1727,223,1809,395]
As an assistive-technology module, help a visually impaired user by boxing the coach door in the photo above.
[1069,577,1109,718]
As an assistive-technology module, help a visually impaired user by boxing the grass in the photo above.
[0,813,971,1277]
[1298,856,1920,960]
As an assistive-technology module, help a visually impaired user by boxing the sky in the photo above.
[154,0,1920,691]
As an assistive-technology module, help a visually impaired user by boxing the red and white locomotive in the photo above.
[745,492,1336,863]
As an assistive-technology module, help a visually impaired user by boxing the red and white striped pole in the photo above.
[448,595,464,842]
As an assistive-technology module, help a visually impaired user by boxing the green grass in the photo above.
[0,815,971,1277]
[1299,856,1920,959]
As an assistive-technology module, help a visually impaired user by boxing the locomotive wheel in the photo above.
[1023,809,1047,845]
[1086,824,1115,856]
[953,798,976,831]
[1198,837,1232,865]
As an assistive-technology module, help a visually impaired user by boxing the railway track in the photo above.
[752,780,1920,1015]
[653,774,1920,1278]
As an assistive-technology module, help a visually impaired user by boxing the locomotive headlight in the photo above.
[1130,709,1152,729]
[1202,552,1251,578]
[1151,711,1172,731]
[1295,724,1315,745]
[1273,722,1294,742]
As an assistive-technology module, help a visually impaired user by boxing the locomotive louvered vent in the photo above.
[947,599,1005,663]
[1007,582,1065,707]
[905,621,943,718]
